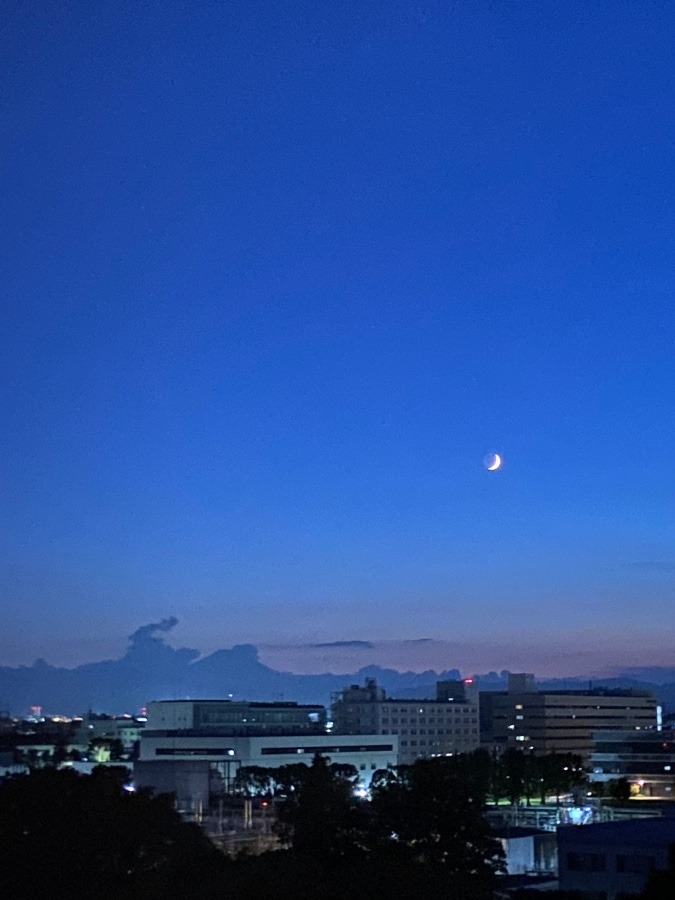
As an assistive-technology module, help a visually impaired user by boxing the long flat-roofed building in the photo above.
[589,728,675,798]
[136,698,397,804]
[480,674,658,762]
[145,699,326,735]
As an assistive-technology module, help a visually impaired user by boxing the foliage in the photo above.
[232,765,276,797]
[274,754,504,898]
[607,776,632,803]
[371,757,505,879]
[88,736,125,762]
[219,849,492,900]
[276,754,371,857]
[0,766,226,898]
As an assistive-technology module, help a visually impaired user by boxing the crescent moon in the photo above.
[486,453,502,471]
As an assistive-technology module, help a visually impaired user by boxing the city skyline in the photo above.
[2,2,674,670]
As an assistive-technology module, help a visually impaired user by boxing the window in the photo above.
[567,852,606,872]
[616,854,656,874]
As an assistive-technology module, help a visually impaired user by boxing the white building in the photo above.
[136,698,398,805]
[331,678,480,765]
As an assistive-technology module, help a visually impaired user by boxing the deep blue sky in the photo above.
[1,0,673,671]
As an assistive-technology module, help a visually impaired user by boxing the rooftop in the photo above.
[148,699,324,709]
[558,816,675,846]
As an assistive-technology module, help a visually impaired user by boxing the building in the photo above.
[590,729,675,799]
[491,826,558,876]
[331,677,480,766]
[73,711,146,755]
[558,817,675,899]
[136,698,397,805]
[145,699,326,735]
[480,674,658,762]
[136,733,398,803]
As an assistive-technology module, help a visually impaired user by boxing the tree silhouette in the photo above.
[371,757,505,881]
[0,766,226,898]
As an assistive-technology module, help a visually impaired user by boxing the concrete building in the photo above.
[590,729,675,799]
[331,677,480,766]
[137,733,398,802]
[145,699,326,735]
[136,698,397,805]
[491,826,558,876]
[558,817,675,899]
[480,674,658,762]
[73,711,146,754]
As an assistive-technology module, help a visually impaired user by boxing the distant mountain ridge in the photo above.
[2,619,675,716]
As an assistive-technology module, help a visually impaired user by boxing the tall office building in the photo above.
[480,674,658,762]
[331,677,480,766]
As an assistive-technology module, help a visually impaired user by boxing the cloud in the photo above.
[309,641,375,649]
[128,617,179,645]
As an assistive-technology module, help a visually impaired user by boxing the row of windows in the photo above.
[382,716,477,725]
[494,713,656,723]
[400,738,478,748]
[383,728,478,736]
[261,744,394,755]
[344,705,475,715]
[566,852,656,874]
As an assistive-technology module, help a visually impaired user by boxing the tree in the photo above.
[273,761,310,796]
[501,748,526,805]
[0,766,226,897]
[233,765,275,797]
[88,736,125,762]
[329,762,359,785]
[539,753,586,804]
[608,776,632,803]
[276,754,369,857]
[371,757,505,883]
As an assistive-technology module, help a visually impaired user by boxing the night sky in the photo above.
[2,1,673,673]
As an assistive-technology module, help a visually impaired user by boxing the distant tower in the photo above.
[507,673,536,693]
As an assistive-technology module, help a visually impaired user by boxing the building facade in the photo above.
[136,698,397,804]
[590,729,675,799]
[145,699,326,735]
[331,678,480,766]
[558,818,675,899]
[480,674,658,762]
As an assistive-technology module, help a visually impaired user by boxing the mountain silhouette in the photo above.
[2,619,674,716]
[0,619,462,715]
